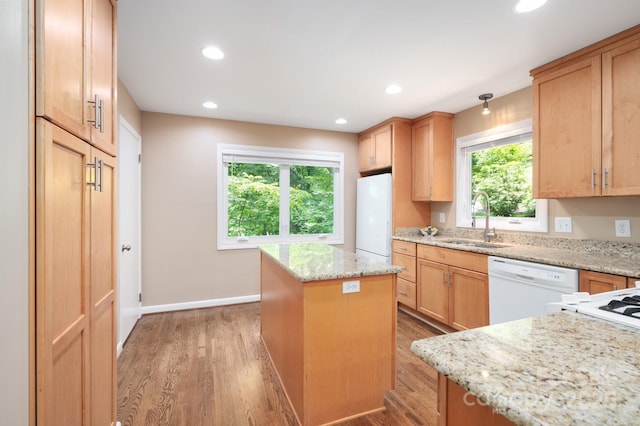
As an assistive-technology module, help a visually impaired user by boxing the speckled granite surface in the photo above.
[411,311,640,426]
[259,243,403,282]
[394,228,640,278]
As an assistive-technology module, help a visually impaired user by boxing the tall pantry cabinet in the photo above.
[35,0,118,424]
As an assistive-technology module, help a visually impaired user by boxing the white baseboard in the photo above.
[140,294,261,315]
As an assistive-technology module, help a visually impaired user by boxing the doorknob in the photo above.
[122,244,132,252]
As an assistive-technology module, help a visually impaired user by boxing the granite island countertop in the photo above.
[259,243,403,282]
[393,231,640,278]
[411,311,640,426]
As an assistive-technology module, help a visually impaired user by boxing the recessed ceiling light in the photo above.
[385,84,402,95]
[203,101,218,109]
[335,118,347,125]
[514,0,548,13]
[202,46,224,60]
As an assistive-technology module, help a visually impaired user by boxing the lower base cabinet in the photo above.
[417,245,489,330]
[579,269,636,294]
[438,374,514,426]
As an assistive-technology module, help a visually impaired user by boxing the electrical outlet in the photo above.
[554,217,573,233]
[439,213,446,223]
[615,219,631,237]
[342,280,360,294]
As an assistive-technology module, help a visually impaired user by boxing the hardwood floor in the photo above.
[117,303,441,425]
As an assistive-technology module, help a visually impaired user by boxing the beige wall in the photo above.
[432,86,640,243]
[1,0,30,423]
[141,112,358,306]
[118,79,142,135]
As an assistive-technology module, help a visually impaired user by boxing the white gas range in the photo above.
[547,283,640,330]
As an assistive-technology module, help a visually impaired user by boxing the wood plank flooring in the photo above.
[117,303,441,425]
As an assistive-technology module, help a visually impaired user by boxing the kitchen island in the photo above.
[259,243,402,426]
[411,311,640,426]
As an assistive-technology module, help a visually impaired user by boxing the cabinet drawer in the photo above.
[392,252,416,282]
[397,278,416,309]
[392,240,416,256]
[417,245,488,274]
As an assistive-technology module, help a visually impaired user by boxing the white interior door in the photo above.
[117,117,142,356]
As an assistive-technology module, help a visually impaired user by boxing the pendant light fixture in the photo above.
[479,93,493,115]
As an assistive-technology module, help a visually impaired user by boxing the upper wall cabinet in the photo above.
[358,118,431,229]
[359,124,392,173]
[531,25,640,198]
[411,112,454,202]
[36,0,118,156]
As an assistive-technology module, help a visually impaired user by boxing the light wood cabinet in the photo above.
[359,124,392,172]
[36,118,117,425]
[34,0,117,422]
[260,252,396,425]
[579,270,630,294]
[359,118,431,230]
[412,112,454,202]
[437,374,514,426]
[392,240,417,309]
[417,245,489,330]
[532,26,640,198]
[36,0,118,156]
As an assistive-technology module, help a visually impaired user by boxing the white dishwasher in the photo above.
[488,256,579,325]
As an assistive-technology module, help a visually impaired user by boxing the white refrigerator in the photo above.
[356,173,392,263]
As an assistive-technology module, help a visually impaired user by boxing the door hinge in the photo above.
[138,293,142,303]
[138,153,141,163]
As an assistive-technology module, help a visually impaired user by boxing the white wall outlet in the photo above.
[439,213,446,223]
[554,217,573,233]
[342,280,360,294]
[615,219,631,237]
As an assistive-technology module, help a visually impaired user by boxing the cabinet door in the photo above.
[36,118,91,425]
[449,267,489,331]
[397,278,417,309]
[358,133,373,172]
[417,259,449,323]
[36,0,91,141]
[412,118,432,201]
[579,270,627,294]
[90,151,117,425]
[533,56,602,198]
[88,0,117,155]
[372,125,392,170]
[602,38,640,196]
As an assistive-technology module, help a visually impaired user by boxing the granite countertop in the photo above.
[411,311,640,426]
[259,243,403,282]
[393,230,640,278]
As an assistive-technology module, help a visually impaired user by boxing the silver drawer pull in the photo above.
[398,290,408,296]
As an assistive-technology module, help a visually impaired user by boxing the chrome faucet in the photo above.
[472,191,496,242]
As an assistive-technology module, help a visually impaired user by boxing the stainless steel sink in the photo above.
[441,239,509,249]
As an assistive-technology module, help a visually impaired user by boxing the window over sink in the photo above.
[455,119,548,232]
[217,144,344,249]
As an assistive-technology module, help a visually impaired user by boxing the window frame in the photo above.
[455,119,548,233]
[217,143,344,250]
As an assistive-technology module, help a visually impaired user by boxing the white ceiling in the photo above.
[117,1,640,134]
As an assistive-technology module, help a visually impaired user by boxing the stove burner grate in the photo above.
[599,296,640,318]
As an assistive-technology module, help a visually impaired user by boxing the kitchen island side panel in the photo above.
[303,274,397,425]
[260,252,305,423]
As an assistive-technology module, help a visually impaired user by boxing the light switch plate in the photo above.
[555,217,572,233]
[615,219,631,237]
[342,280,360,294]
[439,213,446,223]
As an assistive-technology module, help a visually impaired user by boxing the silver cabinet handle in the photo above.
[122,245,132,252]
[591,168,596,189]
[602,167,608,189]
[398,290,408,296]
[98,98,104,133]
[87,156,99,190]
[88,94,100,129]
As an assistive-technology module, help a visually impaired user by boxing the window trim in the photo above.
[217,144,344,250]
[455,119,548,233]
